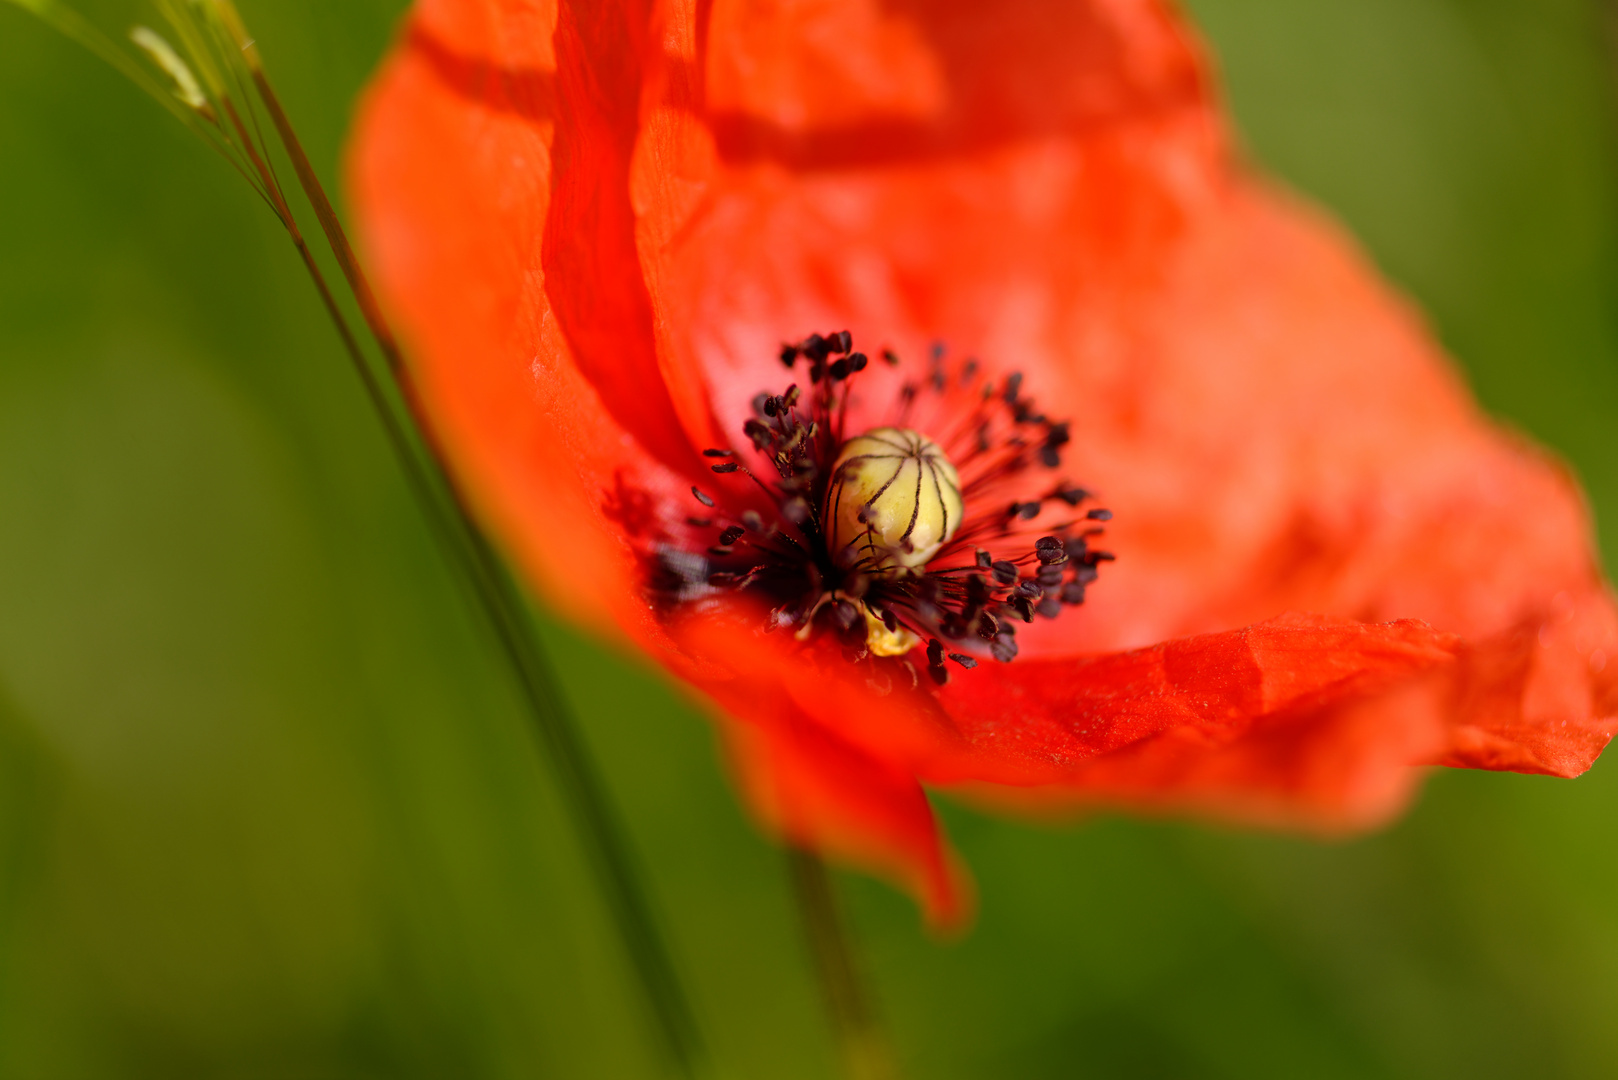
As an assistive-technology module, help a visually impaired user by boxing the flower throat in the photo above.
[665,332,1112,686]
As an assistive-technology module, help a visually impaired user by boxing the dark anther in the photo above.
[1035,536,1067,564]
[990,560,1018,585]
[691,486,715,507]
[803,333,830,362]
[1037,564,1065,587]
[831,330,852,354]
[966,574,993,604]
[1003,371,1024,403]
[1056,484,1090,507]
[712,462,740,473]
[1091,551,1117,562]
[927,638,945,667]
[976,548,992,569]
[848,352,868,373]
[828,358,850,381]
[703,448,734,458]
[783,385,802,409]
[763,396,780,417]
[782,497,812,524]
[708,546,734,557]
[1087,508,1114,521]
[686,517,712,528]
[1061,581,1087,605]
[839,617,869,647]
[1012,596,1036,623]
[962,358,979,382]
[882,348,901,366]
[991,634,1019,663]
[928,665,949,686]
[976,610,1000,639]
[1014,501,1042,521]
[780,344,800,368]
[719,526,745,546]
[1074,565,1099,586]
[1039,445,1062,468]
[1014,580,1044,600]
[1046,422,1071,448]
[1036,598,1063,619]
[930,341,947,361]
[949,653,978,669]
[882,608,899,633]
[832,600,861,632]
[741,510,764,532]
[744,419,772,449]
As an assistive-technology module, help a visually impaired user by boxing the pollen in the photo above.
[863,603,923,657]
[826,428,963,570]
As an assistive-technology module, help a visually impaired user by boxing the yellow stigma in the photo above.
[826,427,963,570]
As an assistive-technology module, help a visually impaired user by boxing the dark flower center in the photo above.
[662,331,1113,686]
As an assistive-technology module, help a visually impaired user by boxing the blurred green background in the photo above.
[3,0,1618,1076]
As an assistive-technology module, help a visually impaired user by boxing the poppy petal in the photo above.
[932,613,1460,830]
[351,0,702,639]
[665,601,969,924]
[667,608,1457,914]
[719,711,969,929]
[348,0,1618,919]
[624,2,1618,780]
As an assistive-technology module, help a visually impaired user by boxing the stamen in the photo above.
[652,333,1111,674]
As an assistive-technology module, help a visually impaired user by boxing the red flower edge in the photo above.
[347,0,1618,925]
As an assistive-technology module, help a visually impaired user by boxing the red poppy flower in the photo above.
[347,0,1618,925]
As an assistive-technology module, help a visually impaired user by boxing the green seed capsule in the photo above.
[825,427,963,570]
